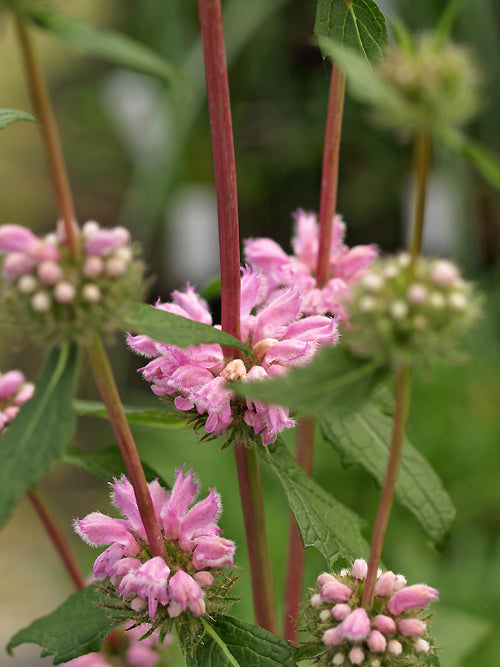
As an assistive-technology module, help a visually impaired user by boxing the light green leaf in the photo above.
[75,399,185,428]
[0,344,79,528]
[319,389,456,545]
[123,302,252,355]
[261,439,369,564]
[439,126,500,191]
[28,8,186,91]
[432,606,491,667]
[0,108,37,129]
[314,0,388,62]
[234,346,384,419]
[7,585,124,664]
[184,615,298,667]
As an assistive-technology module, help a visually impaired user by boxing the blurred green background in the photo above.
[0,0,498,665]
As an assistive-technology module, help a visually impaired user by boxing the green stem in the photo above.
[234,443,277,633]
[27,488,86,590]
[408,131,432,271]
[283,417,315,643]
[14,15,79,258]
[362,364,412,608]
[85,334,168,562]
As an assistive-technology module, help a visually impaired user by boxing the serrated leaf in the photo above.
[314,0,388,62]
[123,302,252,355]
[0,108,37,129]
[0,344,79,528]
[28,7,186,91]
[261,439,369,565]
[7,585,124,664]
[234,346,383,419]
[319,389,456,545]
[184,615,298,667]
[63,444,170,488]
[439,126,500,191]
[75,399,185,428]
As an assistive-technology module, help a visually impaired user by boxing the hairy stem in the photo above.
[362,364,412,608]
[14,16,79,257]
[316,63,346,288]
[27,489,86,590]
[85,334,168,562]
[234,444,277,633]
[283,417,316,642]
[408,131,432,271]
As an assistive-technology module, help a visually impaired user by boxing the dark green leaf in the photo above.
[0,344,79,528]
[7,585,124,664]
[184,615,298,667]
[439,126,500,191]
[75,399,185,428]
[28,8,186,91]
[234,346,383,419]
[63,444,170,488]
[314,0,388,62]
[0,108,37,129]
[319,389,456,545]
[261,439,369,564]
[123,302,252,355]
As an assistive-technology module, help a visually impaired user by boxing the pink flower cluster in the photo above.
[75,468,235,621]
[0,370,34,432]
[244,210,378,319]
[128,268,338,445]
[309,559,438,666]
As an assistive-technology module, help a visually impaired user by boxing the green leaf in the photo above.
[7,585,124,664]
[261,439,369,564]
[234,346,384,419]
[184,615,298,667]
[75,399,185,428]
[123,302,252,355]
[314,0,388,62]
[0,108,37,129]
[28,8,187,91]
[63,444,170,488]
[439,126,500,191]
[0,344,79,528]
[319,388,456,545]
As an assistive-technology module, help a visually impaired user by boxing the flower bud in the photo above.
[374,571,397,597]
[105,257,127,277]
[54,281,76,304]
[3,252,35,279]
[83,256,104,279]
[351,558,368,580]
[338,607,370,641]
[38,261,63,285]
[18,275,37,293]
[387,639,403,656]
[193,571,214,589]
[331,603,352,621]
[397,618,426,636]
[386,584,438,615]
[415,638,430,654]
[82,284,102,304]
[0,370,25,400]
[373,614,396,633]
[31,292,51,312]
[221,359,247,381]
[322,627,342,647]
[367,630,387,653]
[0,224,37,252]
[348,646,365,665]
[332,653,345,665]
[320,579,353,603]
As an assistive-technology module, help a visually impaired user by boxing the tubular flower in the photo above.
[128,267,339,446]
[0,220,143,343]
[74,468,236,633]
[303,560,438,666]
[0,370,34,433]
[244,209,377,320]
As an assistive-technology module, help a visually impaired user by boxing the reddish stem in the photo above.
[316,63,346,288]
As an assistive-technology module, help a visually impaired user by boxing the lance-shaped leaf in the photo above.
[261,439,369,564]
[314,0,388,62]
[439,126,500,192]
[7,585,124,664]
[234,346,383,418]
[0,108,37,129]
[28,7,186,91]
[319,389,456,546]
[183,615,298,667]
[75,399,185,428]
[123,302,252,355]
[0,344,79,528]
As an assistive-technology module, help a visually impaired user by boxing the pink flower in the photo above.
[118,557,170,619]
[386,584,439,615]
[338,607,370,641]
[0,224,38,252]
[0,369,34,433]
[168,570,205,617]
[244,209,378,319]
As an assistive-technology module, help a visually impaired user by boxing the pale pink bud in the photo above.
[317,572,336,587]
[398,618,426,637]
[114,245,133,263]
[387,639,403,656]
[367,630,387,653]
[83,256,104,278]
[3,252,35,279]
[167,602,183,618]
[38,261,63,285]
[0,224,37,252]
[29,240,60,263]
[0,371,25,400]
[82,220,100,237]
[130,597,147,612]
[310,593,321,607]
[193,571,214,589]
[319,609,331,622]
[338,607,370,640]
[407,283,428,304]
[362,272,384,291]
[252,337,278,362]
[373,614,396,633]
[4,406,19,422]
[54,281,76,304]
[389,300,408,320]
[351,558,368,580]
[431,260,459,286]
[448,291,467,311]
[374,571,397,597]
[322,627,342,647]
[82,284,102,303]
[18,275,37,293]
[320,579,353,603]
[386,584,438,615]
[221,359,247,381]
[31,292,51,312]
[106,257,127,277]
[414,638,430,654]
[331,603,352,621]
[332,654,345,666]
[348,646,365,665]
[168,570,205,617]
[394,574,406,590]
[14,382,34,405]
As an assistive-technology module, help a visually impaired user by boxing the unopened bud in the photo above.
[351,558,368,580]
[429,292,445,309]
[431,260,459,286]
[398,618,426,636]
[38,261,63,286]
[106,257,127,277]
[389,300,408,320]
[82,284,102,303]
[367,630,387,653]
[348,646,365,665]
[221,359,247,381]
[362,272,384,291]
[54,281,76,304]
[374,571,397,597]
[82,220,100,237]
[332,653,345,665]
[387,639,403,656]
[310,593,321,607]
[319,609,331,622]
[31,292,51,312]
[193,571,214,589]
[18,275,37,293]
[414,638,430,654]
[359,295,377,313]
[83,256,104,279]
[383,264,399,279]
[449,291,467,311]
[114,245,133,263]
[252,337,279,362]
[407,283,428,304]
[331,604,351,621]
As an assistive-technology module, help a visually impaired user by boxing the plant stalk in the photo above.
[85,334,168,562]
[408,131,432,270]
[283,416,316,642]
[234,443,277,633]
[14,16,79,257]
